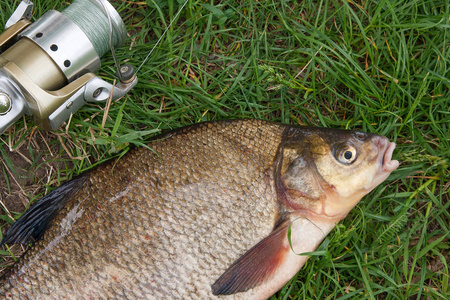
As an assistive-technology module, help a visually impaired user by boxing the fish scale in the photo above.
[1,119,284,299]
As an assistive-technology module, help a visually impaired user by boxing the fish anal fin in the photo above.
[212,220,290,295]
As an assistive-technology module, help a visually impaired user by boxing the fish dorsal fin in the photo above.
[212,219,290,295]
[1,174,87,246]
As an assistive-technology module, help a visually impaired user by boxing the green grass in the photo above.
[1,0,449,298]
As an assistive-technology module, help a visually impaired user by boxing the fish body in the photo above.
[0,119,399,299]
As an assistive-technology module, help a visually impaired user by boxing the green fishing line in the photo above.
[61,0,125,57]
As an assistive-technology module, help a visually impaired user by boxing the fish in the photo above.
[0,119,399,299]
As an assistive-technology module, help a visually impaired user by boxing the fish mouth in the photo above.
[377,137,399,173]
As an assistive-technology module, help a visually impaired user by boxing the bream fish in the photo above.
[0,119,399,299]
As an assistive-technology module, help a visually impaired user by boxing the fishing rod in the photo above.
[0,0,187,134]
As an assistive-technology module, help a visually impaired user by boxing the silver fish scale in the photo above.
[0,120,285,299]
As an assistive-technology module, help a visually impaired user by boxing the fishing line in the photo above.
[50,0,190,80]
[136,0,190,74]
[63,0,127,81]
[96,0,123,82]
[62,0,125,57]
[77,0,189,78]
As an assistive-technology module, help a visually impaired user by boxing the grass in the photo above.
[0,0,449,298]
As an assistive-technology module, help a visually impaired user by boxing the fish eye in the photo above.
[336,145,357,164]
[344,150,353,160]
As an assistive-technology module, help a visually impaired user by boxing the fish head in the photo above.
[277,127,399,220]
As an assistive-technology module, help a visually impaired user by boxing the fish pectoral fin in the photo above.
[1,174,88,246]
[211,219,290,295]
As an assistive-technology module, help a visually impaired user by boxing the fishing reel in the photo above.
[0,0,137,134]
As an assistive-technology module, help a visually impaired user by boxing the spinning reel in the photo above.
[0,0,137,134]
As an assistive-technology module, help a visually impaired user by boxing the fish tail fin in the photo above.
[1,174,88,246]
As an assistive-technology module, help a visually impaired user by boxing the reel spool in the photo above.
[0,0,137,133]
